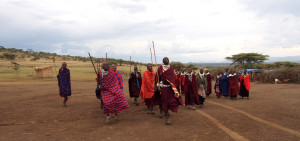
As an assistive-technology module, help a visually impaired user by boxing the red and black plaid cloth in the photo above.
[99,69,130,115]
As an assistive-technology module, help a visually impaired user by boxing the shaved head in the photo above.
[111,64,117,71]
[163,57,169,65]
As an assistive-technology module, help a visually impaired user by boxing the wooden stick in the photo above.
[106,52,108,63]
[88,53,98,76]
[98,59,101,71]
[96,61,99,72]
[150,48,153,66]
[152,41,160,90]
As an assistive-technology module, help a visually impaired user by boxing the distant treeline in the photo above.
[0,46,142,66]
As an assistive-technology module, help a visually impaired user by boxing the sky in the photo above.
[1,0,300,63]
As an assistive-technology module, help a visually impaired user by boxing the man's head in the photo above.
[111,64,117,71]
[163,57,169,65]
[200,68,204,74]
[134,66,138,72]
[205,70,209,73]
[147,64,152,72]
[102,63,109,71]
[244,69,247,74]
[62,62,67,69]
[187,68,192,74]
[218,72,222,76]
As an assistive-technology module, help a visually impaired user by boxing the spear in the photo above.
[152,41,160,90]
[88,53,98,76]
[150,48,153,66]
[106,52,108,63]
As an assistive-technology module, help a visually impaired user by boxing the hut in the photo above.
[35,66,53,78]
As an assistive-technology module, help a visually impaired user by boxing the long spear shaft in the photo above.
[152,41,160,90]
[106,53,108,63]
[88,53,98,76]
[150,48,153,66]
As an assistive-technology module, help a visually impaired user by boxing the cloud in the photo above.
[1,0,300,63]
[107,1,146,14]
[241,0,300,17]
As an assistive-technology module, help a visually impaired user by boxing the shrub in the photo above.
[2,53,16,60]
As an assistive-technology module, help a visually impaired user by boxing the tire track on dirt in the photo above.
[207,100,300,138]
[196,110,249,141]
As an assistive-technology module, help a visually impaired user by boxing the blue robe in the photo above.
[57,68,71,97]
[221,73,229,96]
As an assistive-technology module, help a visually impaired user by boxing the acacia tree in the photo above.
[225,53,269,67]
[170,61,185,71]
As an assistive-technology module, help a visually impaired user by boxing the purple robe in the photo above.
[57,67,71,97]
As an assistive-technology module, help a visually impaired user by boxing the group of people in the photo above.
[130,57,183,124]
[56,58,251,125]
[214,68,251,99]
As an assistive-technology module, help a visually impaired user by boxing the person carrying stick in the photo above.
[152,45,183,124]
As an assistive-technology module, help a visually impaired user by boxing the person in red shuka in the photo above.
[184,68,200,110]
[205,70,212,97]
[228,70,240,100]
[239,69,250,99]
[153,57,183,125]
[174,69,181,94]
[180,69,186,95]
[140,64,155,114]
[98,63,130,123]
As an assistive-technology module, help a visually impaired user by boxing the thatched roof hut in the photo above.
[35,66,53,78]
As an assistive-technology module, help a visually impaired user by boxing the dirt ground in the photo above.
[0,79,300,141]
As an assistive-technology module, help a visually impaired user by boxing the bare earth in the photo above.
[0,80,300,141]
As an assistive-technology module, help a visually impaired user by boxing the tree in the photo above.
[170,61,185,71]
[0,46,4,51]
[185,64,198,71]
[2,53,16,60]
[225,53,269,67]
[11,61,20,76]
[272,61,300,68]
[116,59,125,66]
[109,60,118,65]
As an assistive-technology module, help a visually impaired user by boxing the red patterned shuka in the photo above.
[99,69,130,115]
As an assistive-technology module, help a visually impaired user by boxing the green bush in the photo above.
[2,53,16,60]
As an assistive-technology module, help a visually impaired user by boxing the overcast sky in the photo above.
[1,0,300,63]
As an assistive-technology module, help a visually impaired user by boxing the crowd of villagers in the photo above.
[56,58,250,125]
